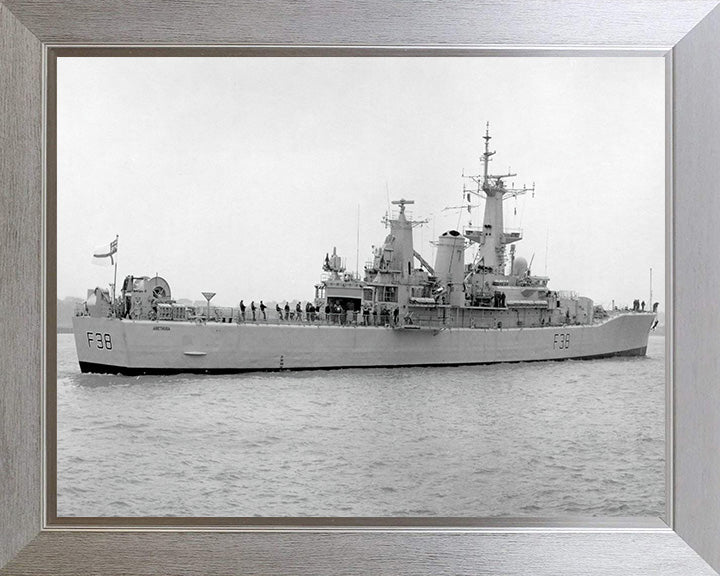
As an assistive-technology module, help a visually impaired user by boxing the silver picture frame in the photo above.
[2,1,720,574]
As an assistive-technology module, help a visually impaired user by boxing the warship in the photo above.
[72,126,655,375]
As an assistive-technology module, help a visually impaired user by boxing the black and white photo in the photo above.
[56,56,665,518]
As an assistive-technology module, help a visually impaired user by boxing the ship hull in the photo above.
[72,313,655,375]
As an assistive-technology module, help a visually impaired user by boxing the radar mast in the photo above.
[464,123,535,275]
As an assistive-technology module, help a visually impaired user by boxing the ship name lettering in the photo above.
[553,333,570,350]
[86,331,112,350]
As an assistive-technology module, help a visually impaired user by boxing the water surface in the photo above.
[57,333,665,517]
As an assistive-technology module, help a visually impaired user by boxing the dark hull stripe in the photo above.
[79,346,647,376]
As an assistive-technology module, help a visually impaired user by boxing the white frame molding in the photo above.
[2,2,720,574]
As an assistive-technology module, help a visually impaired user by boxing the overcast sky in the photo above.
[57,57,664,309]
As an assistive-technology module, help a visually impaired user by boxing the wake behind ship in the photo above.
[73,126,656,375]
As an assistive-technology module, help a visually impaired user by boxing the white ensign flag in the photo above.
[92,237,118,266]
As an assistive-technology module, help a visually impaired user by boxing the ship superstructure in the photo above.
[314,124,593,332]
[72,126,655,375]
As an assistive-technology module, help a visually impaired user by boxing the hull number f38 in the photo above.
[553,333,570,350]
[86,332,113,350]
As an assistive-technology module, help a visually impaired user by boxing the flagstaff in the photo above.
[91,235,119,308]
[649,266,653,314]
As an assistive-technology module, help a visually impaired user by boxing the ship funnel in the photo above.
[433,230,466,306]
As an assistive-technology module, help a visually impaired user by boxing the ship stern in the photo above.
[72,315,129,374]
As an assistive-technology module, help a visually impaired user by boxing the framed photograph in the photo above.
[2,2,720,575]
[51,52,666,524]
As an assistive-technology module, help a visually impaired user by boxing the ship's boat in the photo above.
[72,126,656,375]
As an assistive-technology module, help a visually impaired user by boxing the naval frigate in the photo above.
[72,126,656,375]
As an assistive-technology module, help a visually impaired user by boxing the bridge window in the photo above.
[383,286,398,302]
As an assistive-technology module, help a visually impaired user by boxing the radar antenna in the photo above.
[383,198,428,228]
[464,123,536,202]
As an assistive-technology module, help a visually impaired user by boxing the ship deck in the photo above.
[107,311,654,332]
